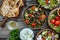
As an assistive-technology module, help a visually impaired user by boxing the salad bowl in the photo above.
[36,29,59,40]
[48,7,60,33]
[23,4,47,29]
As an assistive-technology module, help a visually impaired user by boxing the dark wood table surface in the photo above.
[0,0,37,40]
[0,0,60,40]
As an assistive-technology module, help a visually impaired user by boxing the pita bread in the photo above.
[0,0,24,17]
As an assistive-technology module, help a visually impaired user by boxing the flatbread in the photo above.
[0,0,24,17]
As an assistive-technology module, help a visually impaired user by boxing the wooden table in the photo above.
[0,0,60,40]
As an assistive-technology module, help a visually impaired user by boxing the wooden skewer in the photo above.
[0,16,8,28]
[0,10,10,27]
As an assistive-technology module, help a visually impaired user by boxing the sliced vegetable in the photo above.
[50,0,54,7]
[25,19,29,24]
[32,23,36,27]
[54,21,60,26]
[31,6,35,10]
[38,17,42,21]
[42,38,46,40]
[45,0,48,5]
[41,14,46,20]
[50,19,55,24]
[55,34,59,38]
[28,14,32,17]
[55,16,60,21]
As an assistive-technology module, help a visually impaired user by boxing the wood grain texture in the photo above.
[0,0,60,40]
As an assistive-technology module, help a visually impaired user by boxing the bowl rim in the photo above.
[19,27,34,40]
[35,29,49,40]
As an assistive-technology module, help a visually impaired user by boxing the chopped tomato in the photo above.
[45,0,48,5]
[59,16,60,18]
[42,38,46,40]
[31,15,34,17]
[25,19,29,24]
[55,16,60,21]
[41,14,46,20]
[54,21,60,26]
[38,17,42,21]
[50,19,55,24]
[59,21,60,25]
[32,23,36,27]
[38,14,46,21]
[31,6,35,10]
[48,30,52,34]
[28,14,32,17]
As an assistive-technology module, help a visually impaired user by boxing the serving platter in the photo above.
[0,0,60,40]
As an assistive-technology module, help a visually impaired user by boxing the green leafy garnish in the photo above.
[55,26,60,32]
[38,0,58,9]
[50,11,57,20]
[8,29,20,40]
